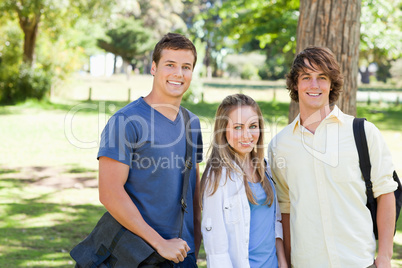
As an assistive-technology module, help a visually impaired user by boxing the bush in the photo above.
[224,53,265,79]
[0,64,53,104]
[240,63,260,80]
[226,63,241,77]
[258,63,288,80]
[0,21,53,104]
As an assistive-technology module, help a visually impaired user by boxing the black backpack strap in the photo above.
[353,118,375,205]
[179,106,193,238]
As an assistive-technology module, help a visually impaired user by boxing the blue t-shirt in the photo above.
[98,97,203,253]
[248,179,278,268]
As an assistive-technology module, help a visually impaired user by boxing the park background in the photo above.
[0,0,401,267]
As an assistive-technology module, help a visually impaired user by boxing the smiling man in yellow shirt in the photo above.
[268,46,397,268]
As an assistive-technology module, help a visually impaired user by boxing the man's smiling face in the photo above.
[296,59,331,114]
[150,49,194,100]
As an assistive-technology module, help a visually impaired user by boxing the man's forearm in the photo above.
[282,213,291,266]
[376,192,396,263]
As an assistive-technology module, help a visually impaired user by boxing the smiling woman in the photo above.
[200,94,287,268]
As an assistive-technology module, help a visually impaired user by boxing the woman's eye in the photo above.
[249,125,258,129]
[234,126,242,130]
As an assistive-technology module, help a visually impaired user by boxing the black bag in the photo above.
[353,118,402,239]
[70,107,194,267]
[70,212,171,268]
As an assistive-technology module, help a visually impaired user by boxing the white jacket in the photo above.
[201,164,283,268]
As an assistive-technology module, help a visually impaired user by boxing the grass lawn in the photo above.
[1,75,402,267]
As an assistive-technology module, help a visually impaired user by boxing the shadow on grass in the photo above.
[1,202,106,267]
[0,166,98,190]
[66,166,97,174]
[0,168,19,174]
[0,171,104,267]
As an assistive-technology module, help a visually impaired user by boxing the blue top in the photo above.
[98,97,203,253]
[248,180,278,268]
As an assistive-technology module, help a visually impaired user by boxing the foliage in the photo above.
[97,18,153,64]
[215,0,299,51]
[0,0,115,103]
[116,0,188,40]
[390,59,402,87]
[197,0,401,82]
[198,0,299,79]
[0,0,114,33]
[224,52,265,79]
[240,63,260,80]
[0,20,52,104]
[0,20,22,67]
[0,0,112,64]
[258,56,288,80]
[360,0,402,82]
[184,38,206,102]
[0,64,53,104]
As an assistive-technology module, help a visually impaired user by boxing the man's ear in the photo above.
[150,61,156,76]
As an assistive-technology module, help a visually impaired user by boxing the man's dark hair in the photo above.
[152,32,197,68]
[286,46,343,104]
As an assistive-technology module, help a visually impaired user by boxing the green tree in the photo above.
[0,0,114,103]
[359,0,402,83]
[190,0,226,77]
[198,0,299,78]
[0,0,114,67]
[97,18,153,73]
[119,0,187,39]
[200,0,401,83]
[110,0,190,73]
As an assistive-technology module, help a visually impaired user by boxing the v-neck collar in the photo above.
[140,97,182,125]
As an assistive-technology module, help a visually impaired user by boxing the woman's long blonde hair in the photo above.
[200,94,274,206]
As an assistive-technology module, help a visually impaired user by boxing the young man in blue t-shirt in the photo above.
[98,33,203,267]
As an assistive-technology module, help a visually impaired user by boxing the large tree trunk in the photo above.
[288,0,361,123]
[18,12,41,67]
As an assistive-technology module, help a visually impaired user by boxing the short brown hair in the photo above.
[286,46,343,104]
[152,32,197,68]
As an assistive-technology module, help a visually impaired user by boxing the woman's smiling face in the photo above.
[225,105,260,158]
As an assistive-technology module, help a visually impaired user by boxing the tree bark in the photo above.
[288,0,361,123]
[18,12,41,67]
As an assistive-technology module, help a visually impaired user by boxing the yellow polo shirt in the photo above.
[268,106,397,268]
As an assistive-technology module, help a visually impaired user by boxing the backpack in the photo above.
[353,118,402,239]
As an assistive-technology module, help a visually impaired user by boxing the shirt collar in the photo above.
[291,114,301,133]
[326,105,344,123]
[291,105,344,133]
